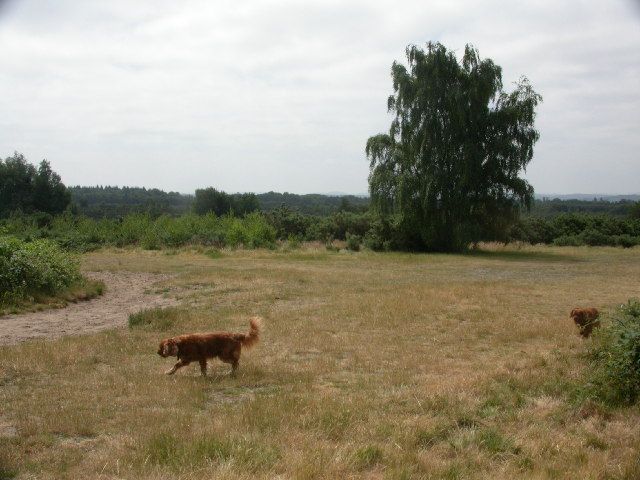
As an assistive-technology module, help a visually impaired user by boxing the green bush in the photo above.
[0,212,277,251]
[345,233,362,251]
[0,236,81,303]
[586,300,640,406]
[510,214,640,247]
[615,234,639,248]
[580,228,613,247]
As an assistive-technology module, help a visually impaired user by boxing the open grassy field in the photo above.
[1,245,639,479]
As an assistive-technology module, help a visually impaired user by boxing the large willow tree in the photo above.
[366,42,542,251]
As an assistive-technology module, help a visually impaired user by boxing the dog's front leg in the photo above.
[199,359,207,376]
[166,359,188,375]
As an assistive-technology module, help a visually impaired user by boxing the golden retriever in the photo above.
[570,308,600,338]
[158,317,262,376]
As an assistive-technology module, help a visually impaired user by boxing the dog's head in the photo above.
[158,338,178,357]
[570,308,585,325]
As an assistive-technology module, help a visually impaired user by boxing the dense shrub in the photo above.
[0,212,276,251]
[345,233,362,251]
[363,216,397,251]
[3,209,638,252]
[615,234,639,248]
[510,214,640,247]
[0,236,81,303]
[586,300,640,406]
[264,206,312,240]
[580,228,611,247]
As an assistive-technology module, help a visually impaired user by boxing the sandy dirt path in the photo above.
[0,271,178,346]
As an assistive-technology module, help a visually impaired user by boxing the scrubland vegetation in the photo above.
[2,40,640,480]
[2,209,639,255]
[0,237,103,314]
[0,245,639,479]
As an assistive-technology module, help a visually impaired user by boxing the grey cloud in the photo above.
[0,0,638,194]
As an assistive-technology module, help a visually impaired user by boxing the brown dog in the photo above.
[570,308,600,338]
[158,317,262,376]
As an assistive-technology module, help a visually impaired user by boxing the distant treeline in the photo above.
[70,186,193,217]
[256,192,368,215]
[526,198,638,217]
[2,153,640,251]
[68,186,369,218]
[70,186,638,219]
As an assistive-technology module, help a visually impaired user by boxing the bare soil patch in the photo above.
[0,271,177,345]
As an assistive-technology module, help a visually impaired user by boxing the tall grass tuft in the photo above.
[128,307,185,331]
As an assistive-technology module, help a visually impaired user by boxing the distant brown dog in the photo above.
[570,308,600,338]
[158,317,262,376]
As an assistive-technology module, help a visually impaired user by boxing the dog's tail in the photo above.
[240,316,262,349]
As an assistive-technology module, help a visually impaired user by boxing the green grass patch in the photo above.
[203,248,223,259]
[353,445,383,470]
[128,307,184,331]
[476,428,520,457]
[143,432,280,472]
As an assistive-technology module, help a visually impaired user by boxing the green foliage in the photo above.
[585,300,640,406]
[0,236,81,304]
[0,152,70,218]
[69,187,371,219]
[128,307,183,331]
[363,216,397,251]
[264,206,312,239]
[193,188,258,216]
[70,185,193,218]
[529,198,638,218]
[345,232,362,251]
[257,191,369,215]
[367,42,541,252]
[511,214,640,247]
[286,234,302,250]
[0,212,276,251]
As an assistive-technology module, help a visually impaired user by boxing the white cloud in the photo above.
[0,0,638,194]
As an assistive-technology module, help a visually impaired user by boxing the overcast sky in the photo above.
[1,0,638,195]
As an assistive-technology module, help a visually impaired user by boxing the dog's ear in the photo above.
[570,308,577,318]
[166,339,178,356]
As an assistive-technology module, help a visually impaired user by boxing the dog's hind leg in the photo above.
[220,346,241,376]
[166,359,189,375]
[199,359,208,376]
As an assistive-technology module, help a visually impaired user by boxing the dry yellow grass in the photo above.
[1,244,639,479]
